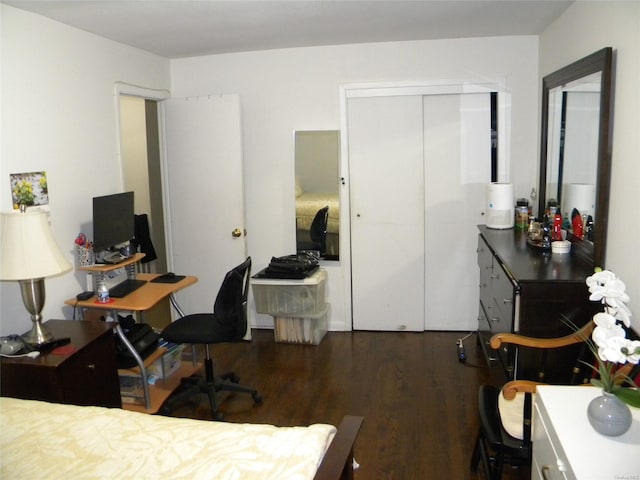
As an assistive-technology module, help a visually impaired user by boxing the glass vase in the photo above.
[587,391,632,437]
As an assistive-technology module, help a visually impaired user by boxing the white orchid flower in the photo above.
[621,340,640,365]
[592,314,626,349]
[597,335,631,363]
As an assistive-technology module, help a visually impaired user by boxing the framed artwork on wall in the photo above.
[10,171,49,209]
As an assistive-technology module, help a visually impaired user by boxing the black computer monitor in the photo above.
[92,192,134,254]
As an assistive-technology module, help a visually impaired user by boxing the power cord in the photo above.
[456,331,482,368]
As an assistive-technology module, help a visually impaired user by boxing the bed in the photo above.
[295,192,340,236]
[0,397,362,480]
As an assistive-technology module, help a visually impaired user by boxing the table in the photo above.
[1,320,121,408]
[532,385,640,479]
[64,264,199,413]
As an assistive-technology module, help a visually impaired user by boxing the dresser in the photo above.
[532,385,640,479]
[476,225,598,384]
[1,320,121,408]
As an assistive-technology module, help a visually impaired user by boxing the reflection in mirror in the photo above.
[546,72,601,235]
[539,47,613,267]
[295,131,340,260]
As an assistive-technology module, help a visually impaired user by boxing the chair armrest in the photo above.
[490,321,594,350]
[501,380,543,400]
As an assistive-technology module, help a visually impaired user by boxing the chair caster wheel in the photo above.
[213,411,224,421]
[253,392,263,404]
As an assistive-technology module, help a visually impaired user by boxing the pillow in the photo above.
[295,176,303,197]
[497,390,536,440]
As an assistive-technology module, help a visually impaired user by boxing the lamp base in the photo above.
[22,319,54,346]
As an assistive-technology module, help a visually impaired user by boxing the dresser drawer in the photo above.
[533,395,573,480]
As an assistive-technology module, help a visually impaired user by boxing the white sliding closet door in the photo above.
[423,94,489,330]
[347,90,492,331]
[349,95,425,331]
[163,94,247,315]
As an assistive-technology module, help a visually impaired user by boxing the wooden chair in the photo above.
[470,321,597,480]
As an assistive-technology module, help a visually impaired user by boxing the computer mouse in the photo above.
[165,272,175,278]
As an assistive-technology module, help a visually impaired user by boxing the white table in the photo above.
[532,385,640,479]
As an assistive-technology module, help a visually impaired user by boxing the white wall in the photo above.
[170,36,540,330]
[0,5,170,336]
[540,2,640,332]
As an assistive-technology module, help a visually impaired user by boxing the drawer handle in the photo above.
[503,298,513,304]
[490,274,498,279]
[87,364,96,369]
[490,317,500,323]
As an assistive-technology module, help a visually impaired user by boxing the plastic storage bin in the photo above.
[252,269,326,315]
[148,344,184,379]
[274,304,329,345]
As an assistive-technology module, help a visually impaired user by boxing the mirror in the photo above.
[538,47,613,267]
[295,130,340,260]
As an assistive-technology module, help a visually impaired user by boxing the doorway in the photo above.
[119,94,170,328]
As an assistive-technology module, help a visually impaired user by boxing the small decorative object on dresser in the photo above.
[578,269,640,436]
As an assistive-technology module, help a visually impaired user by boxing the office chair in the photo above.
[160,257,262,421]
[470,321,598,480]
[297,205,329,256]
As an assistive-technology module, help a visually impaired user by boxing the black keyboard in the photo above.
[109,279,147,298]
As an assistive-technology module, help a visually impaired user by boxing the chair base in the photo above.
[160,358,262,421]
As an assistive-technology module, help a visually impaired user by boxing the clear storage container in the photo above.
[273,304,329,345]
[251,269,326,315]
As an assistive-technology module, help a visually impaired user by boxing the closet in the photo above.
[345,84,504,331]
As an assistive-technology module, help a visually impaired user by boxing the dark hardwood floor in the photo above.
[164,329,530,480]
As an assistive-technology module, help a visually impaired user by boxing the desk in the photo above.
[532,385,640,479]
[64,271,199,413]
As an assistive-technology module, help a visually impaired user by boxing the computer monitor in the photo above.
[92,192,134,254]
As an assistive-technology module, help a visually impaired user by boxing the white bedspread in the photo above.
[0,397,336,480]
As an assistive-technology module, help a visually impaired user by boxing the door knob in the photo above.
[231,228,243,238]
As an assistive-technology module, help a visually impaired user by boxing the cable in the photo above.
[456,331,482,368]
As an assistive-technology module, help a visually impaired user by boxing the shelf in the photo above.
[120,361,202,414]
[118,346,167,375]
[79,253,146,272]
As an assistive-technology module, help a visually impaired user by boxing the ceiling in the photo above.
[3,0,573,59]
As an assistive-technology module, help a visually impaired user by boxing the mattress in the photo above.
[0,397,336,480]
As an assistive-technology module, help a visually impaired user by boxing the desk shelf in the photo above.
[120,361,202,414]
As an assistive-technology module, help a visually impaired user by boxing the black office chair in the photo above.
[297,205,329,256]
[160,257,262,420]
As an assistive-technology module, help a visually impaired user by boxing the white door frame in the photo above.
[339,80,509,330]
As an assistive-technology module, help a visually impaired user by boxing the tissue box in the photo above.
[148,343,184,379]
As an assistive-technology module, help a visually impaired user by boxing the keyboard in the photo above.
[109,279,147,298]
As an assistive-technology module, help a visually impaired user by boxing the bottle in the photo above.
[97,281,110,304]
[552,213,563,241]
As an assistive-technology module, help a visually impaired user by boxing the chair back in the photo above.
[309,206,329,254]
[212,257,252,341]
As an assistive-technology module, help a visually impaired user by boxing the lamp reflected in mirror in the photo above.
[294,130,340,260]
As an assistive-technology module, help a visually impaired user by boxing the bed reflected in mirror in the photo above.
[295,130,340,260]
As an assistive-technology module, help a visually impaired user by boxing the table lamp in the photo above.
[0,207,71,345]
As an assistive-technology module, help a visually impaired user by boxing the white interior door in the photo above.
[163,94,247,315]
[348,95,425,331]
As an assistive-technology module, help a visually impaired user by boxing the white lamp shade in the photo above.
[0,210,71,280]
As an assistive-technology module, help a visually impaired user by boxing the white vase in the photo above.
[587,391,633,437]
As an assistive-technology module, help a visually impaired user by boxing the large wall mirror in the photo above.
[538,47,613,267]
[295,130,340,260]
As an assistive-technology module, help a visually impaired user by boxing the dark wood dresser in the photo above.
[476,225,599,384]
[1,320,121,408]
